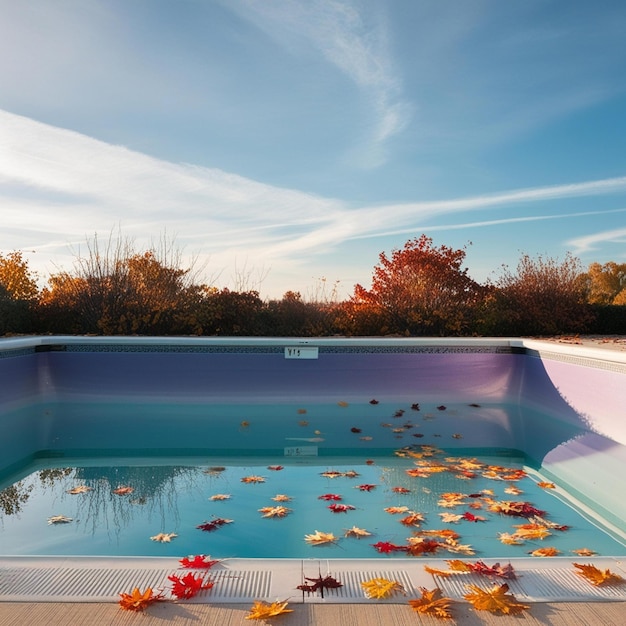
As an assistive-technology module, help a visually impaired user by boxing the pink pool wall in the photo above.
[0,336,624,529]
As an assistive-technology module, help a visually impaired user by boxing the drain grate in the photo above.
[0,566,272,602]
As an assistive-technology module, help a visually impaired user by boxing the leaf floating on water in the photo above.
[168,572,214,599]
[350,427,362,433]
[537,481,556,489]
[320,470,343,479]
[204,466,226,475]
[66,485,91,494]
[530,547,560,557]
[361,577,405,599]
[337,401,349,407]
[371,541,407,554]
[328,503,355,513]
[304,530,337,545]
[360,436,373,441]
[343,470,360,478]
[408,587,454,619]
[504,485,523,495]
[392,486,411,494]
[245,599,293,621]
[259,506,292,518]
[369,399,379,404]
[400,511,426,527]
[209,494,231,501]
[573,563,625,586]
[113,486,134,495]
[439,513,463,523]
[463,583,529,615]
[119,587,165,612]
[318,493,342,501]
[196,518,233,532]
[272,494,292,502]
[179,555,220,569]
[344,526,372,538]
[150,532,177,543]
[384,506,409,514]
[461,511,486,522]
[241,475,265,483]
[298,419,309,426]
[437,405,447,411]
[356,484,376,491]
[47,515,73,525]
[572,548,596,556]
[297,408,307,414]
[267,465,284,471]
[498,532,524,546]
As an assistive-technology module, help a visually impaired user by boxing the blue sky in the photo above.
[1,0,626,299]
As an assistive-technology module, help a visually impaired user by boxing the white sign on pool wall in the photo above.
[284,346,319,359]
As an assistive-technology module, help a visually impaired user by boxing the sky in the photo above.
[1,0,626,300]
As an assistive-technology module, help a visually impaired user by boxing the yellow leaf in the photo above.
[241,475,265,483]
[344,526,372,538]
[572,548,596,556]
[209,494,231,501]
[498,532,524,545]
[464,583,529,615]
[537,481,556,489]
[446,559,472,572]
[66,485,91,494]
[259,506,291,518]
[361,577,405,599]
[304,530,337,545]
[408,587,454,619]
[245,599,293,621]
[384,506,409,514]
[272,494,292,502]
[530,547,560,557]
[573,563,625,587]
[439,512,463,523]
[424,565,452,578]
[150,532,177,543]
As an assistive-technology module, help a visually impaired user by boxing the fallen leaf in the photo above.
[498,532,524,545]
[196,518,233,532]
[446,560,472,572]
[369,399,379,405]
[209,494,231,501]
[504,485,523,495]
[320,470,343,479]
[179,555,220,569]
[439,513,463,523]
[400,512,426,527]
[267,465,284,471]
[47,515,73,525]
[392,486,411,494]
[318,493,343,501]
[168,572,214,599]
[337,401,349,407]
[119,587,165,612]
[344,526,372,538]
[461,511,486,522]
[408,587,454,619]
[573,563,625,586]
[356,484,377,491]
[66,485,91,494]
[245,599,293,621]
[304,530,337,545]
[384,506,409,514]
[572,548,596,556]
[297,572,343,598]
[150,532,177,543]
[241,475,265,483]
[361,577,405,599]
[530,547,560,557]
[328,503,355,513]
[424,565,453,578]
[272,494,292,502]
[371,541,407,554]
[463,583,529,615]
[259,506,291,518]
[537,481,556,489]
[113,486,134,495]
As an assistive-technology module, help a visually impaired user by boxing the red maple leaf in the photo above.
[356,484,376,491]
[462,511,486,522]
[328,503,355,513]
[318,493,343,501]
[168,572,214,600]
[371,541,407,554]
[179,555,220,569]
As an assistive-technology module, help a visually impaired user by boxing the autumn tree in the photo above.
[342,235,486,336]
[0,251,39,334]
[39,233,206,334]
[485,252,593,335]
[581,261,626,305]
[196,288,265,335]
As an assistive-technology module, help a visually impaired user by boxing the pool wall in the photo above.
[1,336,625,531]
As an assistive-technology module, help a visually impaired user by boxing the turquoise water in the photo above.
[1,449,624,559]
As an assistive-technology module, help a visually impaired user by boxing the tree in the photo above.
[347,235,486,336]
[0,251,39,334]
[581,261,626,305]
[486,252,593,335]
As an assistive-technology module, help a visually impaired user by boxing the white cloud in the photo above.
[567,227,626,254]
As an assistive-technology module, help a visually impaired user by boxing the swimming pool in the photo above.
[1,336,625,603]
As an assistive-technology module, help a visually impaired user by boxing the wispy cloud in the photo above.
[226,0,411,167]
[3,108,626,287]
[567,227,626,255]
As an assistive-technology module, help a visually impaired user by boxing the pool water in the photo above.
[1,447,624,559]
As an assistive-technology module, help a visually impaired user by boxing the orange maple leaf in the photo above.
[245,599,293,621]
[463,583,529,615]
[408,587,454,618]
[119,587,164,612]
[573,563,625,586]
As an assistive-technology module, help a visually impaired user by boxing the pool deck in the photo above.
[1,599,625,626]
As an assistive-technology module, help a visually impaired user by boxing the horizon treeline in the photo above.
[1,234,625,337]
